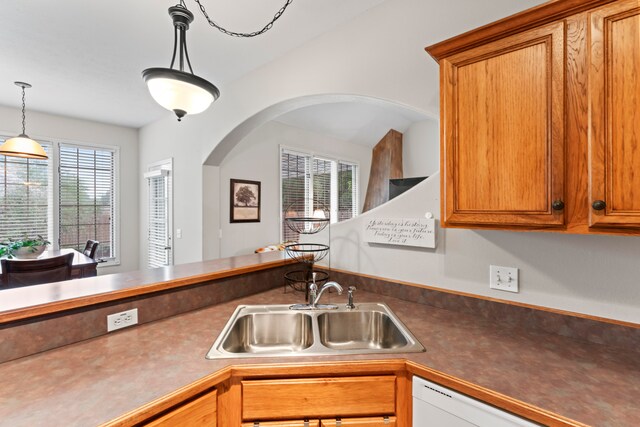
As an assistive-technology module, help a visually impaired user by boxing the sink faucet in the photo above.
[311,281,343,308]
[290,274,343,310]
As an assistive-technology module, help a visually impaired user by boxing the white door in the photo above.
[145,159,173,268]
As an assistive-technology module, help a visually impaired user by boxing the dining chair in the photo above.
[0,253,74,288]
[83,240,99,259]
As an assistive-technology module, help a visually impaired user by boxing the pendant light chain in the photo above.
[20,86,27,135]
[191,0,294,38]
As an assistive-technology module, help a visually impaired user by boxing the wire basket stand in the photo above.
[283,201,330,299]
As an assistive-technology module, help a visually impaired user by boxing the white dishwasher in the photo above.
[412,376,539,427]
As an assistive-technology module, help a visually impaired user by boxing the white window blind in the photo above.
[281,150,310,242]
[0,140,52,241]
[338,161,358,222]
[146,167,172,268]
[280,148,359,242]
[59,144,116,261]
[313,157,332,215]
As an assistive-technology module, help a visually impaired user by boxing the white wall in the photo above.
[138,0,539,263]
[202,165,221,261]
[0,105,139,274]
[403,119,439,178]
[133,0,640,324]
[307,174,640,324]
[138,119,203,267]
[211,121,371,258]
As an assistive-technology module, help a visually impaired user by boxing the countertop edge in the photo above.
[102,359,588,427]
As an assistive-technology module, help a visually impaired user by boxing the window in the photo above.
[281,150,309,242]
[0,143,52,241]
[280,147,359,242]
[337,161,358,221]
[0,137,118,264]
[59,144,116,261]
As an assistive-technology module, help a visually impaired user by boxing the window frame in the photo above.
[57,141,120,266]
[0,134,120,267]
[279,145,360,242]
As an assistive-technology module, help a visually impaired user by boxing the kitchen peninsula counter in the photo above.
[1,284,638,427]
[0,251,292,323]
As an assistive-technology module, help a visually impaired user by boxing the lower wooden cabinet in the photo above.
[321,416,397,426]
[241,421,320,427]
[241,417,397,427]
[241,376,396,421]
[133,368,405,426]
[143,389,216,427]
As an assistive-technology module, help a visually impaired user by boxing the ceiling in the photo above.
[0,0,386,128]
[275,101,430,147]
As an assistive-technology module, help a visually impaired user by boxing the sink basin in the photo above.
[221,312,313,354]
[317,310,408,350]
[206,303,425,359]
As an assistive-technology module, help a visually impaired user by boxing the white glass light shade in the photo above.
[143,68,220,119]
[147,78,213,114]
[0,135,48,160]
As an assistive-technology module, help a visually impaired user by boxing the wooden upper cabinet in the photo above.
[440,21,565,227]
[589,0,640,227]
[427,0,640,234]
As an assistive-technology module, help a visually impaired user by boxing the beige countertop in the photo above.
[1,287,638,427]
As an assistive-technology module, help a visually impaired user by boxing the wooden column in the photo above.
[363,129,403,212]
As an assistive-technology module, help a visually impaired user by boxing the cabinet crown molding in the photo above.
[425,0,617,61]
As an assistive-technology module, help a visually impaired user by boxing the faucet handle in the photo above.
[307,271,319,304]
[309,271,319,292]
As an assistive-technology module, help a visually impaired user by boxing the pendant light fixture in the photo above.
[0,82,48,160]
[144,0,294,121]
[143,2,220,121]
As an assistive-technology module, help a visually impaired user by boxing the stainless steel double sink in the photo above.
[206,303,425,359]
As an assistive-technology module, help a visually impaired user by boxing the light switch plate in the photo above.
[107,308,138,332]
[490,265,519,293]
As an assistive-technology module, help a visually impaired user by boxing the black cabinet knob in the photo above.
[592,200,606,211]
[551,200,565,211]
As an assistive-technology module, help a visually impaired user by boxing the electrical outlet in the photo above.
[490,265,519,293]
[107,308,138,332]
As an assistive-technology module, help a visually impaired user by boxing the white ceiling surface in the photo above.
[0,0,386,128]
[275,102,429,147]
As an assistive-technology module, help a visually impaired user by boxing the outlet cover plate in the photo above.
[107,308,138,332]
[490,265,519,293]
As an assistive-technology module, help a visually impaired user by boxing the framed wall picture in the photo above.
[230,179,261,223]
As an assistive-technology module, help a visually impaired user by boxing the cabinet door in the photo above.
[241,421,320,427]
[320,416,397,426]
[441,21,565,227]
[589,0,640,227]
[242,376,396,421]
[145,389,216,426]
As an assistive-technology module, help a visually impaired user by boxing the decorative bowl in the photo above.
[13,245,47,259]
